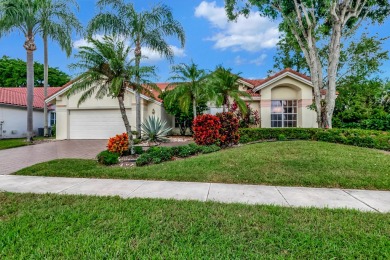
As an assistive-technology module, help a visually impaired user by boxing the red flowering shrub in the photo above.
[216,112,240,147]
[231,101,260,128]
[193,114,221,145]
[107,133,129,155]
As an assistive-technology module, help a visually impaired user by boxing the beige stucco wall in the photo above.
[259,76,318,128]
[53,87,167,139]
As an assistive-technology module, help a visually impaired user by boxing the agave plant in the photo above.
[141,116,172,144]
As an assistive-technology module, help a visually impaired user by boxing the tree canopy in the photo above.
[0,56,70,87]
[225,0,390,128]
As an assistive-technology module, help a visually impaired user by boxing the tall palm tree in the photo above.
[88,0,185,138]
[165,62,210,117]
[0,0,42,142]
[38,0,82,136]
[67,36,157,151]
[208,66,251,114]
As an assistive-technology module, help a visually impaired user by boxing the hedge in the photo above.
[136,144,221,166]
[239,128,390,151]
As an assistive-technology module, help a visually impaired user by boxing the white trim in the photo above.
[44,81,163,106]
[238,79,255,88]
[253,72,313,92]
[45,83,74,103]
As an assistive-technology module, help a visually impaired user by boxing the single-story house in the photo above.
[0,87,61,139]
[46,68,319,140]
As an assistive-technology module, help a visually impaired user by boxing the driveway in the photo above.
[0,140,107,175]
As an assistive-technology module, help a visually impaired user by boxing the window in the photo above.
[50,112,56,126]
[271,100,297,127]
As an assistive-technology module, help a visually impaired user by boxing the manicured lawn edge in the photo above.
[239,128,390,150]
[0,192,389,259]
[15,141,390,190]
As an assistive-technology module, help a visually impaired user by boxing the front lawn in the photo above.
[0,193,389,259]
[16,141,390,190]
[0,137,54,150]
[0,138,27,150]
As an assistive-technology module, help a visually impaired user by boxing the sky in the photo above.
[0,0,390,84]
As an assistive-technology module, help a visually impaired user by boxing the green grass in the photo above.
[0,137,54,150]
[0,193,389,259]
[0,138,28,150]
[16,141,390,190]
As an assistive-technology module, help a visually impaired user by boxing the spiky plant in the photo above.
[141,116,172,144]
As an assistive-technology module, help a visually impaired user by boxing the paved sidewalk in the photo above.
[1,175,389,212]
[0,140,106,175]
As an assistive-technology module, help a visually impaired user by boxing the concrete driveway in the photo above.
[0,140,107,175]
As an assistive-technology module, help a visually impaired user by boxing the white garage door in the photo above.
[69,109,130,139]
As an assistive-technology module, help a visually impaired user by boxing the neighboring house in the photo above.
[46,68,319,140]
[0,87,61,139]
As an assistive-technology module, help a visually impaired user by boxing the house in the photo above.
[45,81,173,140]
[0,87,61,139]
[46,68,318,140]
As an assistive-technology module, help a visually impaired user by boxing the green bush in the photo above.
[135,153,152,166]
[133,146,144,154]
[277,134,287,141]
[133,138,141,145]
[51,124,56,137]
[96,150,119,165]
[239,128,390,151]
[199,145,221,154]
[136,143,222,167]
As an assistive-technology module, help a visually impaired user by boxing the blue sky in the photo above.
[1,0,389,84]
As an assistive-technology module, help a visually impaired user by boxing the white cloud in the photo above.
[234,54,267,66]
[195,1,280,52]
[73,34,186,62]
[250,54,267,65]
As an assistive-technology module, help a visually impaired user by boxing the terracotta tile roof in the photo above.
[241,68,311,88]
[320,89,339,95]
[45,80,75,101]
[0,87,63,109]
[240,78,265,87]
[138,82,169,103]
[246,90,261,97]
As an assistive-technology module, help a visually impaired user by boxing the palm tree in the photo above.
[88,0,185,138]
[165,62,210,117]
[67,36,157,152]
[38,0,82,136]
[0,0,43,142]
[208,66,251,114]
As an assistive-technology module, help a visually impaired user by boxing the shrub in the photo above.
[141,116,172,143]
[136,143,222,166]
[193,114,221,145]
[133,138,141,145]
[51,124,56,137]
[133,146,144,154]
[230,101,261,128]
[239,128,390,151]
[199,144,221,154]
[135,153,152,166]
[216,112,240,147]
[176,143,202,157]
[97,150,119,165]
[277,134,287,141]
[107,133,129,155]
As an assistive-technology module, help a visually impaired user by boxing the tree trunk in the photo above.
[326,22,343,128]
[24,32,37,142]
[43,34,49,136]
[117,91,133,153]
[192,99,197,117]
[134,40,142,139]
